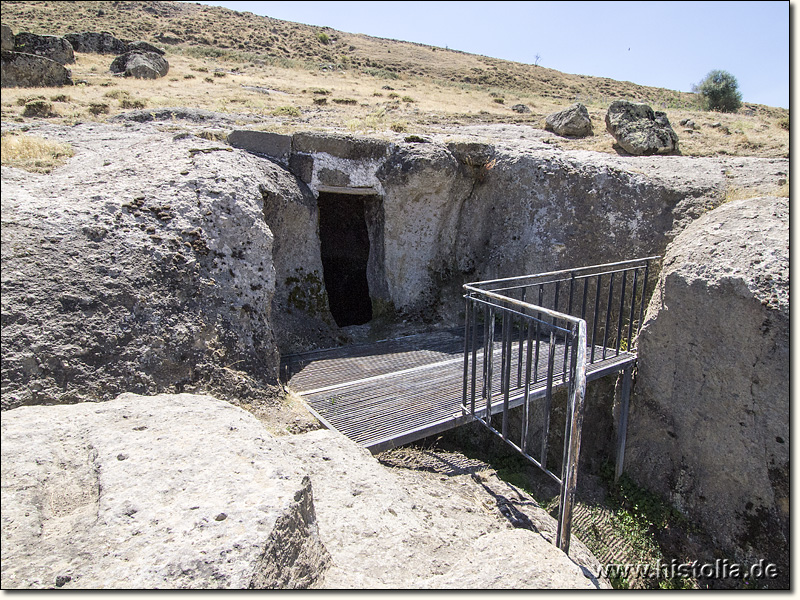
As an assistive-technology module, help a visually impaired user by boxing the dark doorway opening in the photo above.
[318,191,373,327]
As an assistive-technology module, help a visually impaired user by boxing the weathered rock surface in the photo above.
[605,100,679,155]
[111,106,254,125]
[110,50,169,79]
[126,40,165,55]
[1,391,609,589]
[2,25,16,52]
[545,102,593,137]
[1,393,329,589]
[14,32,74,64]
[230,121,787,341]
[1,123,289,410]
[64,31,127,54]
[282,429,606,588]
[627,196,789,584]
[1,50,73,87]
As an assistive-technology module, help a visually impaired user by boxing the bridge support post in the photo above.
[615,365,633,482]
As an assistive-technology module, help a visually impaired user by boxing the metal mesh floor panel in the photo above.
[282,330,635,452]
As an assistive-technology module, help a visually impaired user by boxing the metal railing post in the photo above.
[556,320,587,553]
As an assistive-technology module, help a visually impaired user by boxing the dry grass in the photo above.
[0,1,788,158]
[724,180,789,204]
[1,132,75,173]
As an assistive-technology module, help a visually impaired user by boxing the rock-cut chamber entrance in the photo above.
[318,190,374,327]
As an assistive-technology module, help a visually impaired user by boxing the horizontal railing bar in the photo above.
[474,265,650,296]
[465,256,660,289]
[464,288,583,327]
[464,295,573,335]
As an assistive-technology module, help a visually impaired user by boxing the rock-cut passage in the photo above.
[318,191,373,327]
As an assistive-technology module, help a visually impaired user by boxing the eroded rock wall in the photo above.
[263,128,786,334]
[1,124,288,410]
[626,196,789,581]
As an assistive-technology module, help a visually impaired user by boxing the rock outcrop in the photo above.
[1,25,15,52]
[605,100,679,155]
[282,429,606,588]
[0,390,608,589]
[1,50,73,87]
[14,32,74,64]
[127,40,165,55]
[627,196,789,585]
[2,119,788,400]
[110,50,169,79]
[1,393,330,589]
[1,124,287,410]
[545,102,593,137]
[64,31,127,54]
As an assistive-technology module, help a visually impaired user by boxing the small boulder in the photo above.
[545,102,593,137]
[605,100,679,155]
[64,31,128,54]
[14,32,74,64]
[1,24,14,52]
[1,50,73,87]
[110,51,168,79]
[511,103,531,114]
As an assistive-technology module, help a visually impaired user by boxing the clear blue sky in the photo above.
[185,1,790,109]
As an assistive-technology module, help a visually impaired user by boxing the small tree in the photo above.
[693,69,743,112]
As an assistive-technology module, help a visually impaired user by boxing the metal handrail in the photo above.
[461,257,658,554]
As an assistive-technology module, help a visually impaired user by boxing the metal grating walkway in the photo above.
[281,328,635,453]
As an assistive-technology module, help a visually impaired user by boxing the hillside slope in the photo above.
[0,0,789,158]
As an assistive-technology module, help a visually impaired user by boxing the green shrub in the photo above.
[778,117,789,131]
[317,32,330,45]
[693,69,743,113]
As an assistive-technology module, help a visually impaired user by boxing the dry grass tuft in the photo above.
[1,133,75,173]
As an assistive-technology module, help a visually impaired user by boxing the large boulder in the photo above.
[545,102,593,137]
[1,25,14,52]
[14,32,74,64]
[626,196,789,586]
[1,393,330,589]
[282,429,605,588]
[605,100,679,155]
[1,122,293,410]
[1,50,73,87]
[110,50,169,79]
[64,31,128,54]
